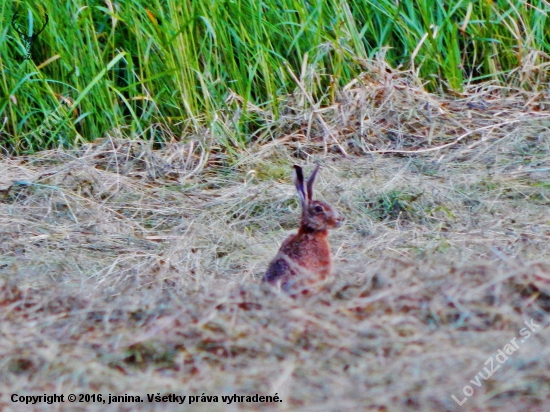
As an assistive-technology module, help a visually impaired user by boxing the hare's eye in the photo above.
[313,205,324,213]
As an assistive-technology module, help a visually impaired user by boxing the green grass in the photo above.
[1,0,549,154]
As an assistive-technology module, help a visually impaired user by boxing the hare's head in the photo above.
[294,165,344,232]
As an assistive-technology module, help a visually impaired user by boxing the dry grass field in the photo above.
[1,66,550,411]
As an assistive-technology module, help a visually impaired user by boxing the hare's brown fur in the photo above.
[263,165,343,292]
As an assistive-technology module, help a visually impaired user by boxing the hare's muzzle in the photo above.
[331,210,344,228]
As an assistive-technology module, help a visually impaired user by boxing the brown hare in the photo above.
[263,164,343,292]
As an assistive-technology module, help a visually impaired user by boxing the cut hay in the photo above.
[1,66,550,411]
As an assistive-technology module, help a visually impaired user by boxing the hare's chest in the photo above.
[282,233,332,274]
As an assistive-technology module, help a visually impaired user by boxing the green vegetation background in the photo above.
[1,0,548,154]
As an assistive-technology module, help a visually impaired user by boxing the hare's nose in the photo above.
[334,211,345,227]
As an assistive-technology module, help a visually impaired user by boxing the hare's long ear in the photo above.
[306,164,320,201]
[293,165,307,208]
